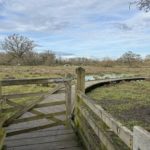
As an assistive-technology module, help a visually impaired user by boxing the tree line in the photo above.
[0,34,150,67]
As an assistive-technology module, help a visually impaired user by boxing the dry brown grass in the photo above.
[0,65,150,80]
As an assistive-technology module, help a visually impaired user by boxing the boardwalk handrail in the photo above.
[72,67,150,150]
[0,77,71,86]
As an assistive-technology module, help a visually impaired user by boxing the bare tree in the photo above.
[1,34,36,64]
[101,57,115,67]
[119,51,142,67]
[40,50,56,65]
[131,0,150,12]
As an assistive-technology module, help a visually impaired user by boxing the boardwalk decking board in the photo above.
[6,129,74,141]
[7,141,82,150]
[6,133,78,147]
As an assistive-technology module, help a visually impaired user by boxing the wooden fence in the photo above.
[72,67,150,150]
[0,77,72,150]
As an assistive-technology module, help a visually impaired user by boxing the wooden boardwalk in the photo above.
[5,92,84,150]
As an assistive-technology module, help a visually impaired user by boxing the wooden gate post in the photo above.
[76,67,85,94]
[65,75,72,125]
[74,67,85,128]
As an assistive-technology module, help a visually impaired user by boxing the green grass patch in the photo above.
[87,80,150,131]
[2,84,56,95]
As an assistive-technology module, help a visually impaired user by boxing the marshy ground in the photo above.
[87,80,150,131]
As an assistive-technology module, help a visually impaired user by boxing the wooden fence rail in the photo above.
[72,67,150,150]
[1,78,71,86]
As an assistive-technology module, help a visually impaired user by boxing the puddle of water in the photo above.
[85,76,95,81]
[85,74,132,81]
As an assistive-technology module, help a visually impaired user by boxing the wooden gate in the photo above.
[0,77,72,149]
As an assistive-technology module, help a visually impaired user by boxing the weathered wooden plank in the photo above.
[7,121,66,136]
[30,109,65,125]
[7,146,82,150]
[76,67,85,93]
[74,67,85,132]
[65,81,72,124]
[1,78,71,86]
[6,140,81,150]
[0,128,6,150]
[77,106,117,150]
[1,100,66,113]
[6,128,74,140]
[2,91,49,99]
[73,123,91,150]
[6,132,78,147]
[7,145,83,150]
[2,89,65,99]
[12,111,66,124]
[75,116,101,150]
[34,100,66,108]
[78,91,133,149]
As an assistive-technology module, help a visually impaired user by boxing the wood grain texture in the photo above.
[1,78,71,86]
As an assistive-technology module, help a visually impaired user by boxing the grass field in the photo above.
[0,65,150,80]
[1,65,148,95]
[87,80,150,131]
[0,65,150,130]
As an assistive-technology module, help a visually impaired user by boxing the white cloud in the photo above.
[0,0,149,58]
[0,0,129,32]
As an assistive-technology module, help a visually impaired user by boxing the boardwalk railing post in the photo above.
[76,67,85,94]
[74,67,85,126]
[65,74,72,125]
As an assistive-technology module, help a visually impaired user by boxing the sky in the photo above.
[0,0,150,59]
